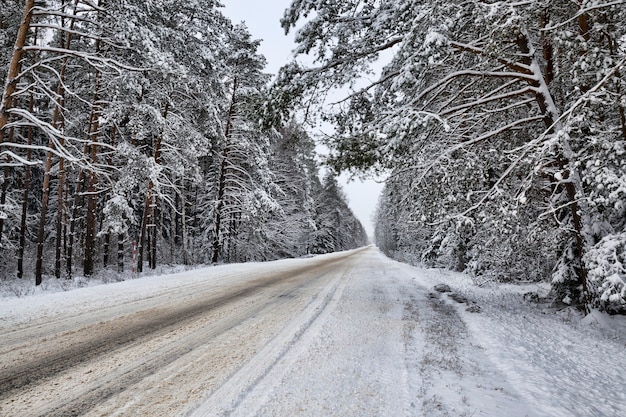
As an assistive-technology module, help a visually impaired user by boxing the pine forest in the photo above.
[2,0,626,316]
[0,0,367,287]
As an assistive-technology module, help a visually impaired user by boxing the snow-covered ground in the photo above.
[1,247,625,416]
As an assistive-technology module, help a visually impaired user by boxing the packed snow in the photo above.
[1,247,625,416]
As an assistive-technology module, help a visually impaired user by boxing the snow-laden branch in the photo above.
[509,55,626,156]
[29,24,127,49]
[0,150,42,167]
[410,69,535,108]
[301,37,404,75]
[541,0,626,32]
[330,70,401,105]
[427,55,626,224]
[415,114,544,186]
[32,8,99,25]
[440,86,535,116]
[449,41,532,74]
[22,46,145,72]
[14,54,73,86]
[32,63,94,109]
[4,108,85,163]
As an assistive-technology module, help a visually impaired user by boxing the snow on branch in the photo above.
[541,0,626,32]
[32,8,99,25]
[4,108,85,163]
[29,24,127,49]
[440,86,535,117]
[301,37,404,75]
[410,69,536,108]
[449,41,532,74]
[22,46,145,72]
[0,150,42,167]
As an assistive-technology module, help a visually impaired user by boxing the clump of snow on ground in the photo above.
[414,266,626,417]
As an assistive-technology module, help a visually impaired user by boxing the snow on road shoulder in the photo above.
[0,250,360,331]
[410,262,626,417]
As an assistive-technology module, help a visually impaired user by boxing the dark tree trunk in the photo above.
[103,232,110,267]
[53,1,79,279]
[517,31,591,309]
[212,78,238,264]
[1,0,36,253]
[138,104,167,272]
[117,233,124,273]
[36,3,79,283]
[17,106,34,279]
[83,50,102,277]
[54,158,65,278]
[137,194,149,273]
[67,169,86,279]
[0,0,35,135]
[0,128,14,243]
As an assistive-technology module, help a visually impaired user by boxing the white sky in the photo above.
[221,0,384,238]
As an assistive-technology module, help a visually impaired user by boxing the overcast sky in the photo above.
[221,0,384,239]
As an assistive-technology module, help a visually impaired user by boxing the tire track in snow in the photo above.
[186,258,355,417]
[0,253,363,417]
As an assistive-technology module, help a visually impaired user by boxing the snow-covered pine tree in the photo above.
[205,23,281,264]
[264,123,319,258]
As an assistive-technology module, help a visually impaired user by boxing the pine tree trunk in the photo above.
[54,157,65,278]
[35,153,53,285]
[212,78,238,264]
[84,157,99,276]
[103,232,110,267]
[181,184,189,265]
[117,233,124,273]
[137,104,168,272]
[605,35,626,142]
[191,187,199,263]
[102,125,117,268]
[137,193,148,273]
[0,126,15,242]
[0,0,35,135]
[17,111,34,279]
[150,201,158,269]
[53,3,79,278]
[67,169,86,279]
[0,0,35,249]
[36,3,81,283]
[83,61,102,277]
[518,30,591,309]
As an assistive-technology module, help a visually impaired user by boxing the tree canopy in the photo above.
[278,0,626,313]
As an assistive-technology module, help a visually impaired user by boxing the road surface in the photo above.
[1,247,534,416]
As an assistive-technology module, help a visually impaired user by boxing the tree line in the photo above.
[276,0,626,314]
[0,0,367,285]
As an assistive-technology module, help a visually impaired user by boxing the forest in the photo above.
[276,0,626,314]
[0,0,367,286]
[2,1,625,316]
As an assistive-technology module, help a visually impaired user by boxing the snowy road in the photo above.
[1,247,624,416]
[0,249,362,416]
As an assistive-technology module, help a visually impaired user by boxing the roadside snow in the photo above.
[412,267,626,417]
[0,256,342,332]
